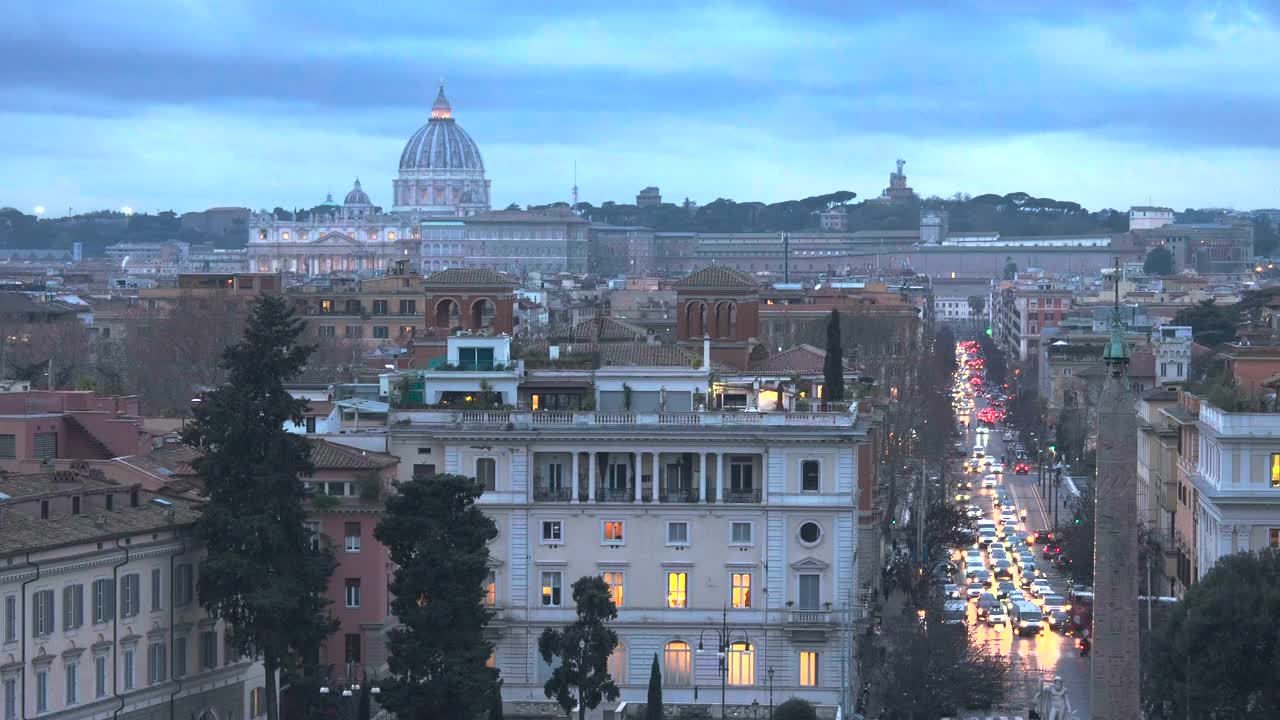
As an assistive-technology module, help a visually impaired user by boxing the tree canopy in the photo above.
[538,576,620,720]
[1143,245,1176,276]
[823,309,845,401]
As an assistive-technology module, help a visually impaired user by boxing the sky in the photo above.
[2,0,1278,217]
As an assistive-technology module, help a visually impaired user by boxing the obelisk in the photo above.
[1090,263,1140,719]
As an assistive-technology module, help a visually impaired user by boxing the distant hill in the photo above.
[0,208,246,255]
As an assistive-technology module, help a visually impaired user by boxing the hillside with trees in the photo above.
[0,207,246,254]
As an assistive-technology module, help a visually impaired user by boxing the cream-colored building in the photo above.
[0,467,266,720]
[387,337,871,717]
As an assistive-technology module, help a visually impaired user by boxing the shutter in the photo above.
[33,432,57,460]
[0,434,15,459]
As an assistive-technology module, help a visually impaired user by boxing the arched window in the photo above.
[663,641,692,687]
[686,301,707,338]
[714,301,727,338]
[434,299,461,329]
[727,642,754,686]
[727,302,738,337]
[608,641,627,685]
[471,298,497,329]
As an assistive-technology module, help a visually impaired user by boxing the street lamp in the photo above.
[698,606,751,720]
[319,666,381,720]
[767,667,775,719]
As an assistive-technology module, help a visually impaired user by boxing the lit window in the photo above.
[541,571,562,607]
[1271,453,1280,488]
[1271,529,1280,548]
[603,521,625,545]
[667,522,690,546]
[663,641,692,687]
[666,572,687,608]
[485,650,496,669]
[799,651,819,687]
[727,642,754,686]
[731,573,752,608]
[602,572,625,607]
[608,642,627,684]
[485,572,497,606]
[731,522,753,545]
[388,231,396,241]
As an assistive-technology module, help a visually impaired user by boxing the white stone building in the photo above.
[386,336,871,717]
[1191,402,1280,579]
[0,468,266,720]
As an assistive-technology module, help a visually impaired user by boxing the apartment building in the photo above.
[0,466,265,720]
[991,282,1074,365]
[386,333,872,717]
[1136,388,1187,597]
[288,261,428,346]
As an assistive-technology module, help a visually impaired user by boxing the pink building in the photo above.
[0,391,149,473]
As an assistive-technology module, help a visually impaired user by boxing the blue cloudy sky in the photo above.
[2,1,1277,216]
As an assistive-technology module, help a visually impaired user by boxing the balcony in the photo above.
[786,609,833,624]
[723,488,762,504]
[391,409,857,428]
[533,485,573,502]
[659,486,697,503]
[597,485,634,503]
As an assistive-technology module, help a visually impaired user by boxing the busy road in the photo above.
[946,341,1091,718]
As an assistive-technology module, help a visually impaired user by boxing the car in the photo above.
[972,445,986,457]
[1021,561,1039,577]
[1047,609,1070,632]
[1002,431,1014,442]
[1029,579,1052,598]
[964,549,984,563]
[1014,462,1031,475]
[976,593,1000,620]
[954,491,973,503]
[995,580,1017,599]
[1016,552,1036,566]
[1014,530,1032,545]
[990,463,1005,475]
[1011,600,1045,635]
[981,474,999,489]
[971,569,992,587]
[1002,590,1028,610]
[1031,530,1055,545]
[987,605,1009,627]
[966,507,983,519]
[966,581,985,599]
[1019,574,1035,590]
[1043,544,1063,559]
[1040,594,1069,616]
[965,459,981,473]
[943,582,961,599]
[964,562,985,578]
[993,566,1014,581]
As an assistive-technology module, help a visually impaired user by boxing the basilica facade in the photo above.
[247,84,491,275]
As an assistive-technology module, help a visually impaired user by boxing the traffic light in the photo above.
[1073,516,1081,525]
[1048,445,1056,453]
[985,328,993,336]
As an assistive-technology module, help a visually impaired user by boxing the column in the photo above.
[653,452,662,500]
[716,453,725,504]
[698,452,707,503]
[634,451,643,504]
[571,452,580,504]
[588,452,597,503]
[761,450,768,504]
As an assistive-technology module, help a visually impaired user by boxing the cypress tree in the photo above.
[183,295,336,720]
[646,653,663,720]
[823,308,846,401]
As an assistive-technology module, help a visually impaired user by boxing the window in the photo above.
[1272,453,1280,488]
[798,574,820,610]
[62,584,83,630]
[200,630,218,670]
[174,565,194,607]
[602,571,625,607]
[798,521,823,546]
[92,579,114,623]
[65,662,79,705]
[799,651,819,686]
[412,463,436,478]
[95,655,108,698]
[147,641,166,684]
[666,572,688,608]
[150,568,162,612]
[475,458,496,491]
[173,636,187,678]
[603,521,625,545]
[35,670,47,713]
[399,299,417,315]
[345,579,362,608]
[731,573,752,608]
[731,522,753,545]
[32,589,54,636]
[2,595,12,643]
[304,521,321,551]
[485,572,497,607]
[123,648,135,690]
[344,325,362,338]
[663,641,692,687]
[801,460,820,492]
[727,642,754,685]
[459,346,495,370]
[0,434,13,460]
[71,496,81,515]
[120,573,141,618]
[666,521,690,546]
[608,642,628,684]
[545,463,564,490]
[372,299,388,315]
[318,325,336,338]
[730,457,754,490]
[541,571,562,607]
[541,521,563,543]
[345,522,362,552]
[34,432,57,460]
[2,677,13,720]
[399,325,415,338]
[250,687,267,717]
[373,326,389,339]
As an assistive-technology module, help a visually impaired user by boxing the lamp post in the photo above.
[698,606,751,720]
[767,666,775,719]
[319,665,381,720]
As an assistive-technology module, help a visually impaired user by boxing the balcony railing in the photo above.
[533,485,573,502]
[659,487,697,503]
[786,609,832,624]
[597,486,634,503]
[391,408,857,428]
[723,488,762,504]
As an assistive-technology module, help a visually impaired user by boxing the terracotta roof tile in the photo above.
[672,266,759,289]
[751,344,851,374]
[423,268,517,287]
[308,439,398,470]
[548,316,649,343]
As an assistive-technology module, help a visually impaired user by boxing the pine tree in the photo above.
[538,576,620,720]
[645,653,663,720]
[823,308,845,401]
[182,295,336,720]
[374,473,500,720]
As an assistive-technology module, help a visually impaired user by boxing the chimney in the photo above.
[702,335,711,370]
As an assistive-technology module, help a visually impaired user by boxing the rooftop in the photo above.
[672,266,759,290]
[547,316,650,343]
[423,267,518,287]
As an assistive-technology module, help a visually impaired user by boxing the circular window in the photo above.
[798,521,823,545]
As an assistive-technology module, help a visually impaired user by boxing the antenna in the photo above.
[572,161,579,208]
[1113,256,1121,311]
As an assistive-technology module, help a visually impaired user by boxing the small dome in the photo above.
[344,179,372,207]
[319,192,340,208]
[399,83,485,172]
